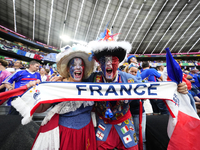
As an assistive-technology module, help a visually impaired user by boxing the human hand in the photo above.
[26,79,41,89]
[50,76,63,81]
[177,82,188,94]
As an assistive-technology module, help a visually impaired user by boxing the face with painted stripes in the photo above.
[99,56,119,82]
[68,58,85,82]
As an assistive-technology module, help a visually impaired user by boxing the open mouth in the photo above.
[106,68,113,74]
[74,71,83,79]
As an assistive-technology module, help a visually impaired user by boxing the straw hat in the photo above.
[56,45,95,79]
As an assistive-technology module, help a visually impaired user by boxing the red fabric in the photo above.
[97,126,138,150]
[182,75,191,90]
[21,78,38,81]
[167,111,200,150]
[139,100,143,150]
[167,74,191,90]
[98,110,132,125]
[31,114,59,149]
[0,85,28,105]
[59,119,96,150]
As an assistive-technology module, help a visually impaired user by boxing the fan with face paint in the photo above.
[68,57,85,82]
[99,56,119,82]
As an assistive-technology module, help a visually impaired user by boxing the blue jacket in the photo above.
[86,71,141,148]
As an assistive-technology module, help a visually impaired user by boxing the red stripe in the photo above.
[125,125,129,131]
[0,85,28,105]
[21,78,37,81]
[30,98,175,116]
[163,100,176,118]
[139,100,143,150]
[98,125,105,131]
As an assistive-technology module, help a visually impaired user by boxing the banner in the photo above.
[11,81,177,124]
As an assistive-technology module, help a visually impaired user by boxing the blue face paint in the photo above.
[99,56,119,81]
[69,58,84,81]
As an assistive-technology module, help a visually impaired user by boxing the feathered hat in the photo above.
[87,27,132,63]
[56,45,95,79]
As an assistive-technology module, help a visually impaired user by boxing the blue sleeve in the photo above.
[2,71,21,84]
[151,69,161,78]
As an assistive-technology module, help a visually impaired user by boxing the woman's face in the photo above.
[68,57,85,82]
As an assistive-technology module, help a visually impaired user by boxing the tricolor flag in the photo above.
[98,124,105,131]
[121,125,129,134]
[123,135,132,144]
[165,48,200,150]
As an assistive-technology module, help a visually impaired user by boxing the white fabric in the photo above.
[11,82,177,125]
[143,99,153,114]
[32,126,60,150]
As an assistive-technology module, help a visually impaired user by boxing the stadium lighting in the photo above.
[60,35,87,45]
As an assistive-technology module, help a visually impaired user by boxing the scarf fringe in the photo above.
[11,97,32,125]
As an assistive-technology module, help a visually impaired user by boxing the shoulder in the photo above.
[119,71,142,83]
[84,72,102,82]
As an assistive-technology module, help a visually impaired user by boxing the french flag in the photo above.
[165,48,200,150]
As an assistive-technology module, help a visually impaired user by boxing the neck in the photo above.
[143,67,149,70]
[0,66,5,71]
[28,68,34,73]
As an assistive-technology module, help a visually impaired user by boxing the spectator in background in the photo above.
[14,60,23,71]
[0,59,11,92]
[125,63,147,150]
[45,68,50,81]
[39,67,48,82]
[3,60,41,115]
[141,61,169,115]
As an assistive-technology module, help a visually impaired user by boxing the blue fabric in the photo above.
[3,70,41,89]
[188,93,197,112]
[87,71,141,148]
[165,47,182,84]
[129,100,145,114]
[96,116,138,148]
[141,68,161,82]
[59,105,93,129]
[132,112,146,150]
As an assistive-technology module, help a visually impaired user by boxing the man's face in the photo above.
[99,56,119,81]
[69,58,85,82]
[30,64,40,72]
[130,57,137,64]
[14,61,22,68]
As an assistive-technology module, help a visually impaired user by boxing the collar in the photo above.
[26,69,36,74]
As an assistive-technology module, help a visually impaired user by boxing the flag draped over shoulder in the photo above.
[165,48,200,150]
[0,81,177,125]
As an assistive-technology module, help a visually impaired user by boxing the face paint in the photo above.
[69,58,85,81]
[99,56,119,81]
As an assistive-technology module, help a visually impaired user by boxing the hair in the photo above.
[45,68,50,74]
[28,60,40,68]
[142,61,149,68]
[0,59,8,67]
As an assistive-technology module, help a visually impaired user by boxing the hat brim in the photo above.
[88,41,131,63]
[57,51,94,79]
